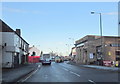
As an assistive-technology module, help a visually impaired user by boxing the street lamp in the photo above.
[91,11,103,65]
[49,48,53,52]
[49,48,54,56]
[68,38,75,45]
[66,44,71,56]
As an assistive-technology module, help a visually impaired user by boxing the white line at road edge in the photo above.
[21,65,41,82]
[22,68,38,82]
[88,80,96,84]
[69,71,81,77]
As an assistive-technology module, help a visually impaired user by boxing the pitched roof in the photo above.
[0,19,29,45]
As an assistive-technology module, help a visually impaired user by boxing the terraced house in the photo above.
[0,20,29,68]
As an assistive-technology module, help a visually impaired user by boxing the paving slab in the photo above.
[67,61,120,72]
[80,65,120,72]
[2,63,40,82]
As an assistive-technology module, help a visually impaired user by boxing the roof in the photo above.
[0,19,14,32]
[75,35,120,45]
[0,19,29,45]
[29,47,33,50]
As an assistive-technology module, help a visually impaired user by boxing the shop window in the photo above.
[116,51,120,61]
[116,51,120,55]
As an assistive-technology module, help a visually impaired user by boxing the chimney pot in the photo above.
[16,29,21,36]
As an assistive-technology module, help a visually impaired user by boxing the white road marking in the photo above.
[88,80,96,84]
[21,69,38,82]
[63,68,69,71]
[62,67,80,77]
[38,65,41,68]
[70,71,80,77]
[44,75,48,79]
[20,64,41,82]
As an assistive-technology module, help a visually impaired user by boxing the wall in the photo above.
[29,47,40,56]
[2,51,13,67]
[104,37,119,61]
[75,35,120,65]
[87,40,96,63]
[14,34,20,53]
[1,32,14,68]
[2,32,14,47]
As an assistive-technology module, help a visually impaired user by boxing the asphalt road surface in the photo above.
[25,61,119,83]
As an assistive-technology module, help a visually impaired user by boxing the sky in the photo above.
[1,2,118,56]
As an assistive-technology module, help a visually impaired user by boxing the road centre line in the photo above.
[62,67,81,77]
[69,71,81,77]
[44,75,48,79]
[62,68,69,71]
[88,80,96,84]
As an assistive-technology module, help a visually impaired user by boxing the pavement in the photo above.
[2,63,41,83]
[80,65,120,72]
[67,61,120,72]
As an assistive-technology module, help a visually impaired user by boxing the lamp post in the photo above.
[66,44,71,56]
[49,48,54,57]
[49,48,53,53]
[68,38,75,58]
[91,11,103,65]
[68,38,75,45]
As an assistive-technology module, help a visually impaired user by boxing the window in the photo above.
[116,51,120,55]
[110,44,120,47]
[116,51,120,61]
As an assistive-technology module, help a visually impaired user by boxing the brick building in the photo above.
[75,35,120,66]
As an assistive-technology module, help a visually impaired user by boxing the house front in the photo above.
[0,20,29,68]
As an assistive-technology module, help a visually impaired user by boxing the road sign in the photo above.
[103,60,112,66]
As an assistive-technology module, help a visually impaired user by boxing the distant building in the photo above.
[70,47,77,61]
[0,20,29,68]
[75,35,120,66]
[29,45,40,56]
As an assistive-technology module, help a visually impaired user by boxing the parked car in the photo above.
[55,56,61,63]
[60,56,64,62]
[51,57,55,62]
[55,56,64,63]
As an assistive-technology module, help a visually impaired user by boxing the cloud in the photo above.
[2,7,27,13]
[102,12,118,15]
[2,7,46,14]
[57,42,64,45]
[1,0,119,2]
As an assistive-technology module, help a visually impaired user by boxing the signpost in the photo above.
[103,60,112,67]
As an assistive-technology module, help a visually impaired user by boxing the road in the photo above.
[24,61,119,83]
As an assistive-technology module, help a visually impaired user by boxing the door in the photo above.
[14,53,19,67]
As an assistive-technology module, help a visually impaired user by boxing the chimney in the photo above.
[16,29,21,36]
